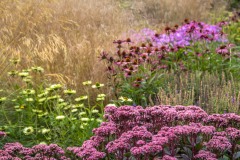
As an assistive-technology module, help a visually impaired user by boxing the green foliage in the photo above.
[223,20,240,45]
[0,63,105,147]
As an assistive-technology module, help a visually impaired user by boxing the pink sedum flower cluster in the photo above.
[68,105,240,160]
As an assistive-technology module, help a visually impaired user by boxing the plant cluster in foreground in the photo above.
[68,105,240,160]
[1,105,240,159]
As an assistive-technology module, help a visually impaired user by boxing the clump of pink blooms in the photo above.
[0,141,70,159]
[1,105,240,159]
[67,105,240,160]
[100,14,239,84]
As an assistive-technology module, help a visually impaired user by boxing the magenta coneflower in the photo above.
[216,45,229,56]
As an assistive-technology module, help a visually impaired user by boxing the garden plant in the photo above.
[0,0,240,160]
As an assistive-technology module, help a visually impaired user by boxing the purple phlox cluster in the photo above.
[194,150,217,160]
[126,21,227,48]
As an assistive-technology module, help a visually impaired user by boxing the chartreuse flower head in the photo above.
[64,89,76,95]
[56,115,65,120]
[10,58,20,65]
[82,80,92,85]
[21,89,35,95]
[0,97,7,103]
[75,95,88,102]
[41,128,50,134]
[31,66,44,73]
[119,96,133,102]
[92,109,99,113]
[23,126,34,135]
[8,70,18,76]
[47,84,62,91]
[92,82,104,89]
[18,72,29,78]
[97,94,106,101]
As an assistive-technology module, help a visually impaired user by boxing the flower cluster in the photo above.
[0,143,69,159]
[68,105,240,160]
[130,21,227,47]
[100,17,239,106]
[101,19,234,79]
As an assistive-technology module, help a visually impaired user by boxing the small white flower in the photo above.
[41,128,50,134]
[92,109,99,113]
[25,98,34,102]
[106,103,116,107]
[55,115,65,120]
[75,96,88,102]
[97,94,106,98]
[97,118,103,123]
[63,89,76,95]
[71,118,77,120]
[79,112,86,116]
[81,118,90,122]
[23,127,34,135]
[71,109,78,113]
[96,97,105,101]
[92,83,104,89]
[119,96,133,102]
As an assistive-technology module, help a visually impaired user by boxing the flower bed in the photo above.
[1,105,240,159]
[69,105,240,160]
